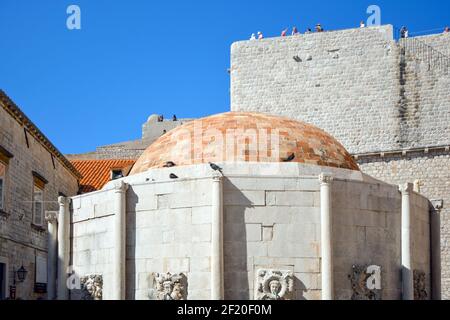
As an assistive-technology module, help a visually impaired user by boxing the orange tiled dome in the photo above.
[130,112,359,174]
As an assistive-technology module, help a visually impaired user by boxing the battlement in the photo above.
[232,24,394,48]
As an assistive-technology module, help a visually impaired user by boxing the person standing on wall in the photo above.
[400,26,409,38]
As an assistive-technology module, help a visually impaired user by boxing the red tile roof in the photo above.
[71,159,136,194]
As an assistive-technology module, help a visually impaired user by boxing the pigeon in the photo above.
[209,162,223,173]
[163,161,176,168]
[169,173,179,179]
[282,153,295,162]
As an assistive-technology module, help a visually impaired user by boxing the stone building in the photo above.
[66,115,194,161]
[230,25,450,298]
[0,90,80,299]
[49,113,437,300]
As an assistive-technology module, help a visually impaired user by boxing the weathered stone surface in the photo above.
[152,272,188,300]
[231,25,450,298]
[0,95,79,299]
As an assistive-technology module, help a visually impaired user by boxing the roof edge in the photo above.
[0,90,82,180]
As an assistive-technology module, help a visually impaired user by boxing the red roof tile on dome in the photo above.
[71,159,136,194]
[130,112,359,174]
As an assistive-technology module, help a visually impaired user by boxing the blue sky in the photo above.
[0,0,449,154]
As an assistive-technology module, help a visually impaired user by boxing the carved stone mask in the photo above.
[269,280,281,295]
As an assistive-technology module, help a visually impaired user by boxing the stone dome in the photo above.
[130,112,359,174]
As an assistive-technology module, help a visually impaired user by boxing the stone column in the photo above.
[399,183,414,300]
[211,174,224,300]
[57,196,70,300]
[45,211,58,300]
[319,173,334,300]
[430,200,443,300]
[113,181,128,300]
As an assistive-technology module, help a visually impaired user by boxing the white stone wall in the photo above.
[410,191,432,298]
[71,190,115,299]
[71,174,214,300]
[230,24,449,299]
[0,104,79,300]
[230,25,450,154]
[223,176,322,300]
[126,179,213,300]
[69,163,425,300]
[359,152,447,298]
[230,26,404,154]
[416,33,450,56]
[331,179,403,299]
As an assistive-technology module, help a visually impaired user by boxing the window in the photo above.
[33,184,44,226]
[0,146,13,213]
[0,162,6,211]
[31,171,47,227]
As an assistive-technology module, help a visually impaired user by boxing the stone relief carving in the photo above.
[348,265,382,300]
[80,274,103,300]
[154,272,188,300]
[255,269,294,300]
[44,211,58,224]
[414,270,427,300]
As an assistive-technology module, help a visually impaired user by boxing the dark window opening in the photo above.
[24,129,30,148]
[111,169,123,180]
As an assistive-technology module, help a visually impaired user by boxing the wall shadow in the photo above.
[125,187,138,300]
[222,178,252,300]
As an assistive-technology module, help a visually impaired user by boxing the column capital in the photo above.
[319,173,333,185]
[431,199,444,211]
[58,196,70,207]
[212,173,223,182]
[399,183,414,194]
[113,181,129,193]
[45,211,58,224]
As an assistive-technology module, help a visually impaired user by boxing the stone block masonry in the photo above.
[230,25,450,299]
[0,94,79,300]
[230,25,449,154]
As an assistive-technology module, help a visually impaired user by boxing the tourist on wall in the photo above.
[305,28,312,34]
[250,33,256,40]
[360,21,366,28]
[315,24,324,32]
[281,28,288,36]
[400,26,409,38]
[258,31,264,39]
[444,26,449,33]
[172,115,177,121]
[292,26,299,35]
